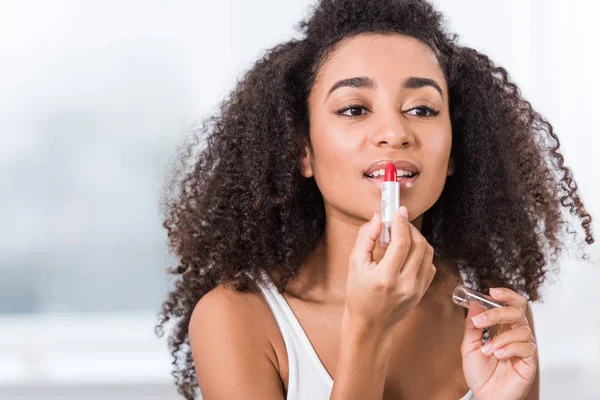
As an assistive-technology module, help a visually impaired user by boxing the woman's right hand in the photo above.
[344,206,437,335]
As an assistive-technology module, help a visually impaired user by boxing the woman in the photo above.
[156,0,595,399]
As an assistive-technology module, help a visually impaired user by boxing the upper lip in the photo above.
[363,159,421,176]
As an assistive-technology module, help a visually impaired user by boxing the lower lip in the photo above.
[364,174,419,189]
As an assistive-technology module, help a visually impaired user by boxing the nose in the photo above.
[370,113,415,149]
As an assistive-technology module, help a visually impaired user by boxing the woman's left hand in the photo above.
[461,287,538,400]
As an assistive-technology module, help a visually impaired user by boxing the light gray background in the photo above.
[1,0,599,399]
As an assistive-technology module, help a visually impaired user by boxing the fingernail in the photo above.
[471,313,486,326]
[491,288,503,295]
[481,342,493,354]
[493,348,505,356]
[399,206,408,218]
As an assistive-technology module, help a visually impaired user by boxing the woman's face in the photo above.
[302,33,453,224]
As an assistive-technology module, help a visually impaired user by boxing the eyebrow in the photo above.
[325,76,444,102]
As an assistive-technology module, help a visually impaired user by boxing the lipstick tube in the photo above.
[452,285,506,312]
[380,163,400,247]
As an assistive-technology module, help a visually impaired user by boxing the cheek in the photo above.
[310,119,358,172]
[420,135,452,195]
[310,131,361,203]
[312,135,347,181]
[426,132,452,171]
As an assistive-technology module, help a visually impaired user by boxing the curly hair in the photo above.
[155,0,595,398]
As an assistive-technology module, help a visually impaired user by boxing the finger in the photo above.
[480,325,534,356]
[350,212,381,269]
[414,242,435,289]
[488,287,528,313]
[397,224,428,281]
[398,222,428,279]
[471,305,528,329]
[380,206,412,276]
[461,306,486,356]
[491,341,538,366]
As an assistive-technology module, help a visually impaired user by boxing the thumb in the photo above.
[352,212,381,268]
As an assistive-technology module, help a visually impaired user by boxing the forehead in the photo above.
[313,33,446,95]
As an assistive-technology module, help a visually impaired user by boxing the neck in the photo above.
[289,206,452,304]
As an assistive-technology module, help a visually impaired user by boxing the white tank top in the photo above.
[255,269,475,400]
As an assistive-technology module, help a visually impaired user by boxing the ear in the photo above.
[447,155,454,176]
[299,143,314,178]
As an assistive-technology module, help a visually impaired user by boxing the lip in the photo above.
[363,159,421,176]
[364,173,419,189]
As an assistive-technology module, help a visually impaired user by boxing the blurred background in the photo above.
[1,0,598,399]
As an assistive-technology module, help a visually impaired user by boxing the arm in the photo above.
[329,310,395,400]
[189,285,285,400]
[524,303,540,400]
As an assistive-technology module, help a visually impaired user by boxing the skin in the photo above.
[298,32,454,303]
[190,33,539,399]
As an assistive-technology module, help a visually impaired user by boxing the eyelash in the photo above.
[335,103,440,118]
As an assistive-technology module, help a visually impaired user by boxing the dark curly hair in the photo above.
[155,0,595,398]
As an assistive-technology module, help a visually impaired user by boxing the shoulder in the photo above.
[191,282,266,324]
[189,282,279,355]
[188,282,288,398]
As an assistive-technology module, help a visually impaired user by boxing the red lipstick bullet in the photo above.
[384,162,397,182]
[380,162,400,247]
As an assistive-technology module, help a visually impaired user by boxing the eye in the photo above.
[335,103,370,118]
[335,103,440,118]
[405,104,440,118]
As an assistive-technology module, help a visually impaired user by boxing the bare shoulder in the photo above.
[189,283,287,399]
[191,282,269,324]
